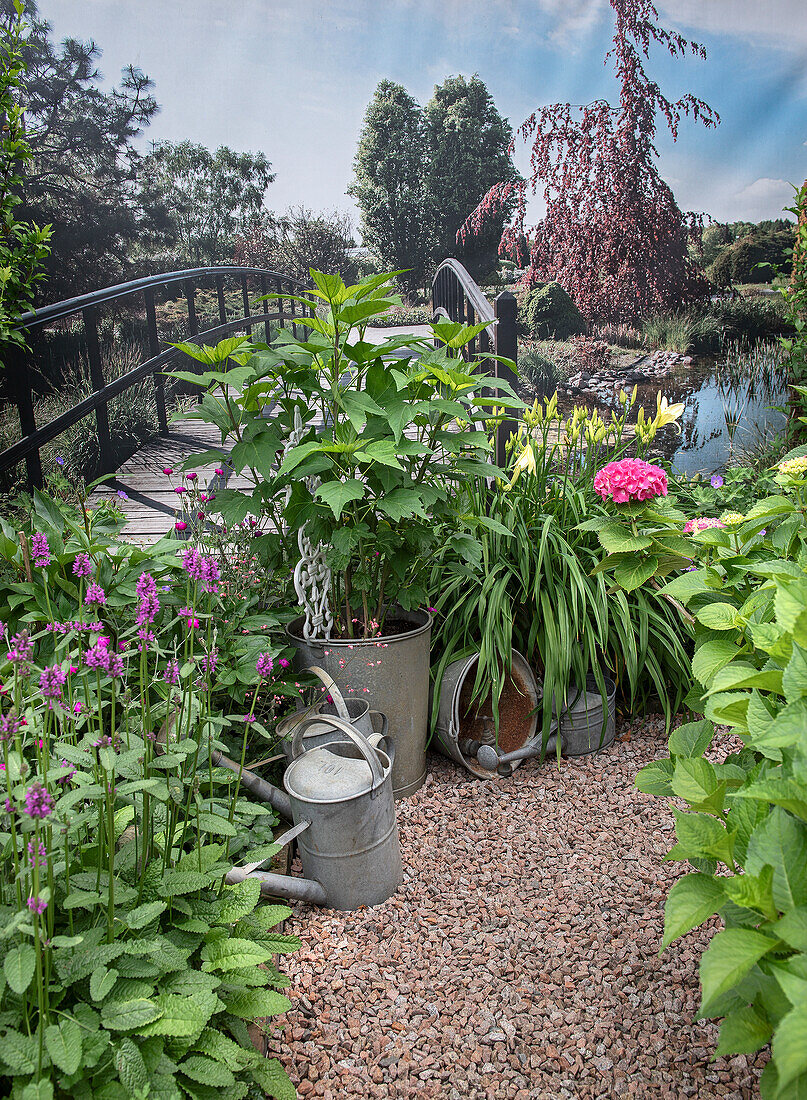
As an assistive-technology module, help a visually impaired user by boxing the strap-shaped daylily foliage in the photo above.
[169,269,521,638]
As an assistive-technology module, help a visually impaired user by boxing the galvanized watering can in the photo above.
[277,666,388,762]
[218,714,401,911]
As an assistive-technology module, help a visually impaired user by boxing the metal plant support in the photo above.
[284,406,333,640]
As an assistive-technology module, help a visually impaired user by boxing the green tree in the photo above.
[0,0,50,362]
[1,0,158,300]
[348,80,430,292]
[138,140,275,269]
[233,205,356,284]
[425,74,520,279]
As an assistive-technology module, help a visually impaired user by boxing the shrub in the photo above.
[568,335,613,373]
[518,282,586,339]
[591,449,807,1094]
[518,347,564,394]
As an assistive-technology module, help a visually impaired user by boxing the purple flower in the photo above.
[27,896,47,915]
[56,760,76,785]
[24,783,54,820]
[72,552,93,578]
[199,556,220,594]
[4,798,15,814]
[278,658,290,669]
[256,653,274,679]
[163,659,180,686]
[0,713,22,741]
[163,467,173,476]
[182,547,202,580]
[174,486,187,495]
[199,651,218,676]
[31,533,50,568]
[135,572,160,626]
[185,472,197,481]
[38,664,67,707]
[710,474,724,489]
[117,490,129,500]
[85,582,106,606]
[242,713,256,724]
[7,630,33,667]
[56,456,65,467]
[85,635,111,672]
[27,839,47,867]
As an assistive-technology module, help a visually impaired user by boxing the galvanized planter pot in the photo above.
[286,608,432,799]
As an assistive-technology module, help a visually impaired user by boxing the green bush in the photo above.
[518,282,586,339]
[592,449,807,1096]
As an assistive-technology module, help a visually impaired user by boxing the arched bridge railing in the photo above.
[432,258,518,467]
[1,266,314,491]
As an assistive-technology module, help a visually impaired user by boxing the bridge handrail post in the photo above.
[7,346,43,490]
[82,306,114,477]
[143,286,167,433]
[493,290,518,470]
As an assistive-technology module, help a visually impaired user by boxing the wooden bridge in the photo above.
[0,262,518,544]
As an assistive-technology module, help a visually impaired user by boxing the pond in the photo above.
[549,339,789,476]
[636,344,789,475]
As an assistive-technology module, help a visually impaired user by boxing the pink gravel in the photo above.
[275,717,764,1099]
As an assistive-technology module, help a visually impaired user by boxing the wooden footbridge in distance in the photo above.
[0,264,518,544]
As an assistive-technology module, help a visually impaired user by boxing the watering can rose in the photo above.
[593,458,668,504]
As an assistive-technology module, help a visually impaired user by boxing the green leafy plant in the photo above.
[0,0,52,363]
[0,493,299,1098]
[169,270,520,639]
[593,450,807,1096]
[429,391,692,737]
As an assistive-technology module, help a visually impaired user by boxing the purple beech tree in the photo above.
[461,0,719,324]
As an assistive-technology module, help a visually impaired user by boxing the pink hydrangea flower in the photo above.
[683,517,726,534]
[593,459,668,504]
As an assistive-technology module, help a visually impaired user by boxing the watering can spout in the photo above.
[211,750,293,820]
[475,730,558,775]
[225,865,328,906]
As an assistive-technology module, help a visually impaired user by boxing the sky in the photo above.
[43,0,807,240]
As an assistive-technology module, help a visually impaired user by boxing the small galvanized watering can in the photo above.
[220,714,401,911]
[277,666,388,762]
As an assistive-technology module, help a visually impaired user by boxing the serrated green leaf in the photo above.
[101,997,164,1031]
[218,986,292,1020]
[214,878,262,925]
[696,602,740,631]
[114,1035,149,1096]
[746,808,807,910]
[669,719,714,758]
[0,1028,37,1073]
[201,937,275,973]
[776,908,807,952]
[613,555,658,592]
[4,943,36,994]
[138,989,219,1038]
[692,639,741,687]
[44,1017,82,1075]
[773,1005,807,1091]
[672,757,720,805]
[635,758,675,796]
[662,873,725,949]
[90,966,119,1001]
[21,1081,53,1100]
[125,901,168,930]
[715,1006,773,1057]
[180,1053,236,1087]
[700,929,777,1017]
[158,872,214,898]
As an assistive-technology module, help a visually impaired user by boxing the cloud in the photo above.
[657,0,807,51]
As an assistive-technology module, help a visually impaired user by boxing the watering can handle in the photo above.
[290,714,386,793]
[305,666,350,721]
[367,710,388,747]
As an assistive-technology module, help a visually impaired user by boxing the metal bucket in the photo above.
[286,609,432,799]
[284,716,402,910]
[558,674,617,756]
[434,651,540,778]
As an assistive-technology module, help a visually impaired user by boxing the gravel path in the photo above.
[277,717,765,1099]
